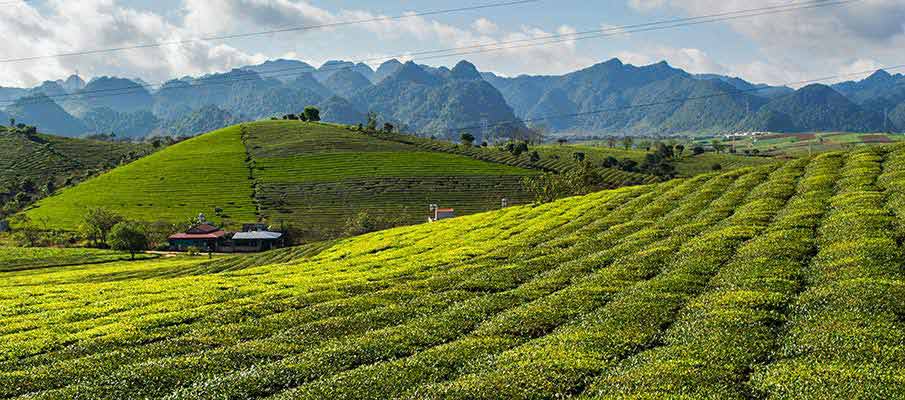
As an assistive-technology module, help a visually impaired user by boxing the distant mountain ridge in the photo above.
[1,57,903,138]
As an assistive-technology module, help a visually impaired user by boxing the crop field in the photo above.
[244,121,539,238]
[0,130,150,188]
[674,152,776,176]
[0,247,156,272]
[23,126,258,230]
[3,143,905,398]
[368,130,658,186]
[724,132,905,157]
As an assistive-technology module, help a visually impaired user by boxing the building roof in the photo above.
[186,223,221,234]
[169,230,227,240]
[232,231,283,240]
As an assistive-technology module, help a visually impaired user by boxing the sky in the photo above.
[0,0,903,88]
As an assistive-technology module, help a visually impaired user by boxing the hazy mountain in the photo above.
[695,74,793,98]
[357,61,525,141]
[61,75,86,93]
[287,72,333,98]
[322,69,373,98]
[316,96,367,125]
[833,70,905,115]
[6,94,88,136]
[0,87,27,103]
[159,105,243,137]
[80,107,159,137]
[742,84,882,132]
[30,81,68,98]
[244,59,316,82]
[0,109,9,125]
[76,77,154,114]
[5,57,904,138]
[374,59,403,83]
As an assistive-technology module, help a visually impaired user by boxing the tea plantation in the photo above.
[3,144,905,399]
[23,125,258,229]
[0,129,151,189]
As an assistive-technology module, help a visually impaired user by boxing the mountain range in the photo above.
[1,57,903,139]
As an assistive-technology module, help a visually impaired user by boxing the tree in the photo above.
[512,141,529,157]
[303,106,321,122]
[711,139,726,154]
[692,145,706,155]
[607,137,617,148]
[109,222,149,260]
[529,151,541,163]
[382,123,394,133]
[711,163,723,171]
[82,207,124,247]
[674,144,685,158]
[573,152,586,162]
[366,112,378,132]
[460,132,476,147]
[557,138,568,146]
[522,161,605,204]
[622,136,634,150]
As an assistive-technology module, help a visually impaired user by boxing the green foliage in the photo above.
[80,207,124,246]
[303,106,321,122]
[108,221,149,259]
[5,146,905,399]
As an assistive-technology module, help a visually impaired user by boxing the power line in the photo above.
[0,0,540,63]
[1,0,859,107]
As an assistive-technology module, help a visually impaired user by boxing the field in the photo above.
[0,247,156,272]
[3,143,905,398]
[368,130,658,186]
[23,126,258,229]
[0,129,151,189]
[673,152,776,176]
[724,132,905,157]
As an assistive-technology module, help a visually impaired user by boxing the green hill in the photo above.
[22,125,259,228]
[3,144,904,398]
[23,121,545,238]
[0,126,153,213]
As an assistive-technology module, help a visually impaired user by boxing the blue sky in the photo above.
[2,0,903,87]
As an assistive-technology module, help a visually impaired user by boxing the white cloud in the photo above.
[0,0,265,87]
[626,0,905,85]
[616,46,729,75]
[472,18,500,35]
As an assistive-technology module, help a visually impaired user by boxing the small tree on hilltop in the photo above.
[109,222,149,260]
[460,132,476,147]
[303,106,321,122]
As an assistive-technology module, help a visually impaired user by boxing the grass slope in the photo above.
[246,121,537,238]
[23,121,540,236]
[4,144,905,398]
[24,126,256,229]
[0,128,150,188]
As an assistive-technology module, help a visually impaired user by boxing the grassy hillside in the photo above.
[674,152,775,176]
[4,144,905,398]
[722,132,905,157]
[24,121,543,237]
[0,127,151,189]
[245,121,537,238]
[24,125,257,228]
[363,129,658,186]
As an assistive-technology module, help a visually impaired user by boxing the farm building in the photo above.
[429,205,455,222]
[232,230,284,252]
[168,223,228,252]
